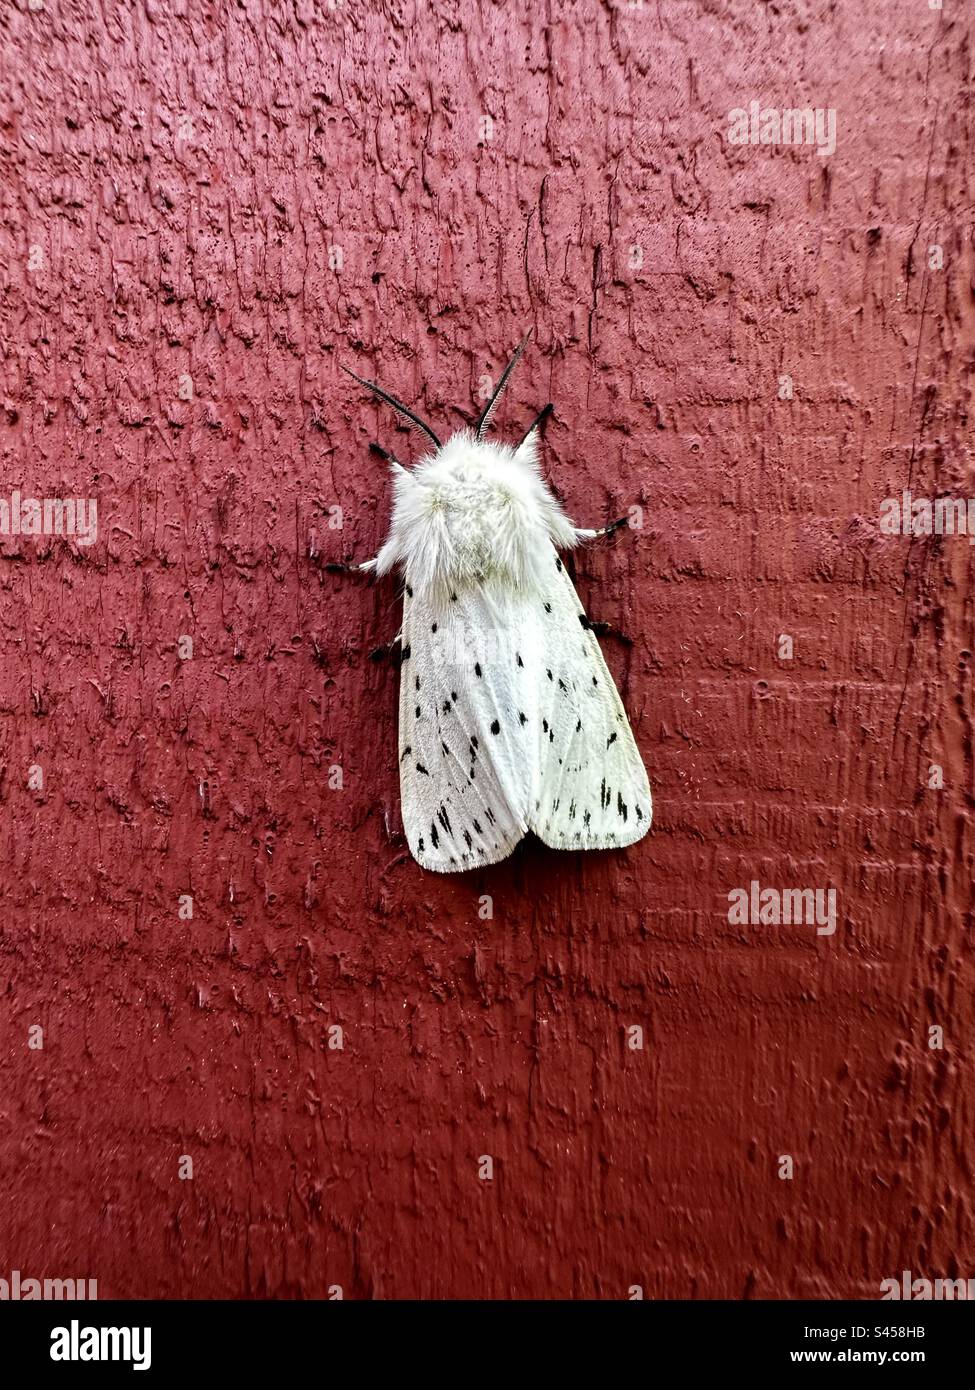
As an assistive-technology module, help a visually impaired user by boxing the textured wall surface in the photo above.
[0,0,972,1300]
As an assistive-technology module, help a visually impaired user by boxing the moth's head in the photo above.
[343,334,576,598]
[412,426,532,493]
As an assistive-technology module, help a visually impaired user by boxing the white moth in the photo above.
[336,334,652,873]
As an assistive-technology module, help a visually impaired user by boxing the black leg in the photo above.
[369,637,403,664]
[517,402,554,447]
[326,557,378,575]
[589,619,633,646]
[573,516,633,542]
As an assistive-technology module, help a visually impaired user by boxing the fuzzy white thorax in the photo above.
[375,430,577,603]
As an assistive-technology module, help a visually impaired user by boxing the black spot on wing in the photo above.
[490,719,500,735]
[416,762,430,776]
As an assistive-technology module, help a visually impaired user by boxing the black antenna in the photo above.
[475,330,532,440]
[341,366,442,451]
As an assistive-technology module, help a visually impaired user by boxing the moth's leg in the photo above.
[518,403,554,446]
[369,634,402,663]
[369,441,401,464]
[569,521,634,640]
[325,557,378,574]
[587,619,633,647]
[573,516,630,541]
[327,443,401,574]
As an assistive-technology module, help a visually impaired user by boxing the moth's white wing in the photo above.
[397,550,651,873]
[529,551,652,851]
[398,583,536,872]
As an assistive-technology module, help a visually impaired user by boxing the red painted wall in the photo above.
[1,1,972,1300]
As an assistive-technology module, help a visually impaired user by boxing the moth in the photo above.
[333,334,652,873]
